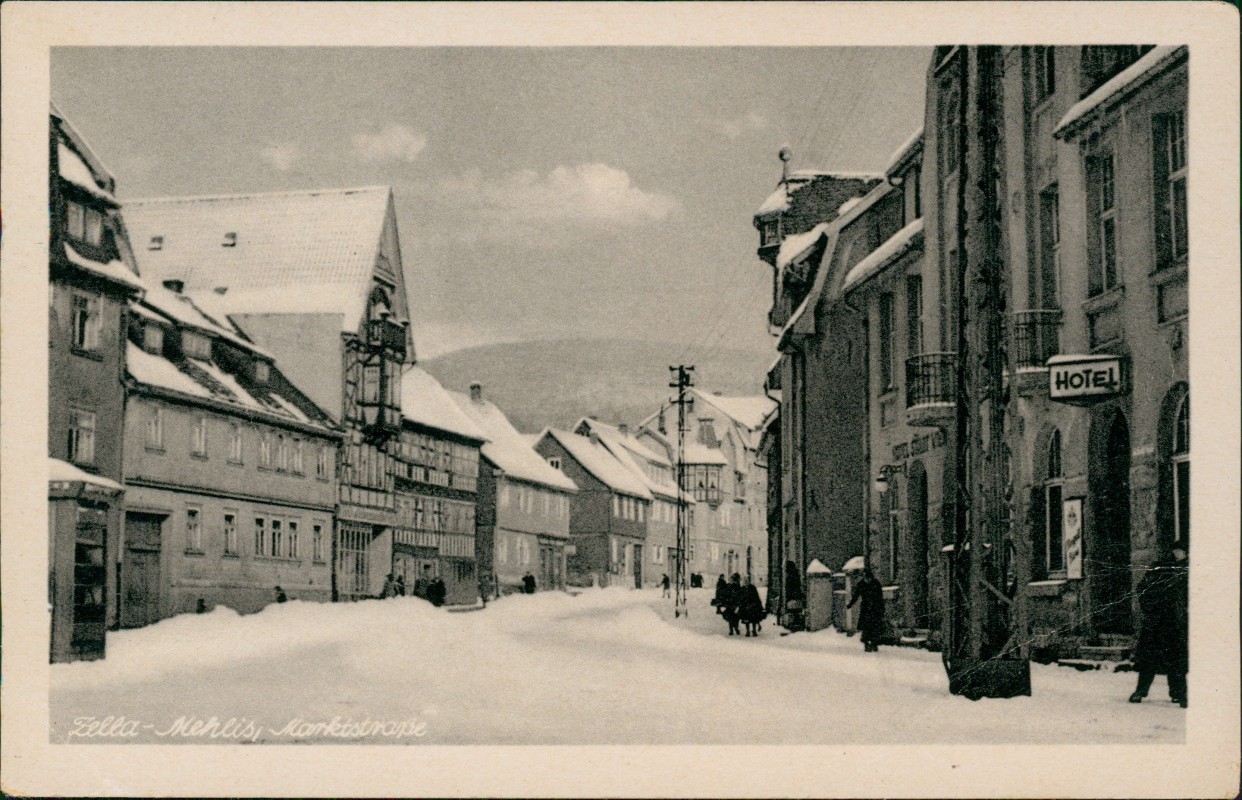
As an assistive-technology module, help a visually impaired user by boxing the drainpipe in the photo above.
[842,294,872,572]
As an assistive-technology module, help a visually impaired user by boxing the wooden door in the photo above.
[122,513,163,628]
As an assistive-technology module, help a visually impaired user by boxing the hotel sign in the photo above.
[1048,355,1125,404]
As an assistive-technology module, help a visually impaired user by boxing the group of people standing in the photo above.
[380,567,447,607]
[712,573,766,637]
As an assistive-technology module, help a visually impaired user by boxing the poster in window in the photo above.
[1063,497,1083,580]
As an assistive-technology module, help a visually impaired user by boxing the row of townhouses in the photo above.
[757,45,1189,662]
[47,105,772,663]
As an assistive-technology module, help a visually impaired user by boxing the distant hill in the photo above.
[422,338,774,434]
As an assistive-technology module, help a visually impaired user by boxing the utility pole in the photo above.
[669,365,694,618]
[944,46,1031,699]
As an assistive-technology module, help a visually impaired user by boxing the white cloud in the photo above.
[438,163,681,244]
[351,124,427,163]
[712,111,771,140]
[259,143,301,172]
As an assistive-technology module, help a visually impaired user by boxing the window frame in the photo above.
[185,507,203,554]
[191,415,208,458]
[1034,46,1056,102]
[1171,395,1190,547]
[1044,430,1066,574]
[68,408,97,465]
[145,405,165,451]
[223,512,238,556]
[70,291,102,352]
[1087,153,1120,296]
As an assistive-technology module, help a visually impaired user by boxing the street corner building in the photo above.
[121,184,423,604]
[48,104,147,662]
[451,384,578,597]
[756,45,1190,663]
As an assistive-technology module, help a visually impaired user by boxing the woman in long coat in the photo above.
[740,580,766,637]
[712,574,728,615]
[847,568,885,652]
[1129,549,1189,706]
[721,573,744,636]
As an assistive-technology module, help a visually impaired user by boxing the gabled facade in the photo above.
[124,186,412,602]
[392,367,487,605]
[575,418,691,588]
[636,390,775,585]
[121,283,341,623]
[535,428,652,588]
[48,106,146,662]
[451,384,576,596]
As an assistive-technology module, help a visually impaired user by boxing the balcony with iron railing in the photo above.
[905,352,957,428]
[1012,310,1062,397]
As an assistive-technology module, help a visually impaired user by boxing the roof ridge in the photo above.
[125,185,392,205]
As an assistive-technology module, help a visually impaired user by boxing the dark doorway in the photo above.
[1091,412,1133,633]
[907,465,930,628]
[122,512,164,628]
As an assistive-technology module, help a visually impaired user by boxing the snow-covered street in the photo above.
[50,588,1185,744]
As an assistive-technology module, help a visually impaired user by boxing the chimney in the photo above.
[163,279,185,294]
[619,423,629,437]
[469,382,483,402]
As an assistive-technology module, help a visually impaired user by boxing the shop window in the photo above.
[1172,396,1190,548]
[1153,110,1188,270]
[68,408,96,465]
[1086,153,1119,296]
[70,292,101,352]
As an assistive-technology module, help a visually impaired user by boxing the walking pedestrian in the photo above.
[723,573,743,636]
[740,579,765,637]
[522,571,537,594]
[414,565,433,600]
[661,573,671,598]
[847,568,885,652]
[712,574,727,615]
[1129,548,1189,707]
[428,576,447,607]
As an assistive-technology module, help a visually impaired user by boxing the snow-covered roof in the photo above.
[48,458,124,492]
[62,242,146,293]
[575,419,687,503]
[755,185,791,217]
[449,392,577,492]
[806,559,832,575]
[541,429,652,500]
[57,141,118,205]
[696,393,777,432]
[842,218,925,293]
[124,186,393,332]
[680,440,729,466]
[884,127,924,176]
[841,555,867,573]
[126,342,335,433]
[789,169,881,182]
[140,283,270,359]
[400,367,487,442]
[1055,46,1186,137]
[776,222,831,270]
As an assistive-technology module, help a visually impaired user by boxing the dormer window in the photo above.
[182,330,212,360]
[149,236,164,251]
[760,219,781,247]
[254,361,270,383]
[222,232,237,248]
[65,200,104,246]
[143,323,165,355]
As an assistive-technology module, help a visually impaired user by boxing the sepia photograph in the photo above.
[2,3,1239,797]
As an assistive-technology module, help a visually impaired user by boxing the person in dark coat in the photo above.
[722,573,744,636]
[847,568,885,652]
[740,580,765,637]
[275,586,288,603]
[428,576,447,607]
[1129,548,1189,707]
[661,573,671,598]
[413,565,432,600]
[712,574,728,615]
[522,571,537,594]
[395,575,406,596]
[380,573,399,599]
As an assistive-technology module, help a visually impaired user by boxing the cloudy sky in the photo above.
[52,47,929,359]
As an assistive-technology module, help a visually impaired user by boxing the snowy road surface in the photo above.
[50,587,1185,744]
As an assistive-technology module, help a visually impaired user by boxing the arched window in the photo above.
[1172,396,1189,547]
[1044,430,1065,574]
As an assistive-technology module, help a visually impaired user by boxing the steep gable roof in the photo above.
[449,391,577,492]
[400,367,487,443]
[575,418,688,503]
[124,186,394,332]
[540,429,652,500]
[694,392,778,433]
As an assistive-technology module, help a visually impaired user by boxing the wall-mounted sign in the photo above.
[1063,497,1083,579]
[1048,354,1126,404]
